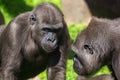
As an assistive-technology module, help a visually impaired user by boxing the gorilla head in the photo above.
[72,17,120,80]
[29,3,64,53]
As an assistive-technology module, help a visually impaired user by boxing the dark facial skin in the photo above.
[72,17,120,80]
[0,2,70,80]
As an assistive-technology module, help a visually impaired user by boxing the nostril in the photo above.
[47,38,51,41]
[47,38,56,43]
[51,38,55,42]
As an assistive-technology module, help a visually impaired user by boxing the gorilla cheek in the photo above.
[41,32,58,52]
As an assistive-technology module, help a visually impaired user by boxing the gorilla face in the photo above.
[39,24,63,53]
[72,36,103,75]
[72,18,112,75]
[29,4,63,53]
[41,31,58,52]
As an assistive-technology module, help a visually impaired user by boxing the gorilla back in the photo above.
[0,2,70,80]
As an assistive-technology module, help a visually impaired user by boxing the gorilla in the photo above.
[71,17,120,80]
[0,2,70,80]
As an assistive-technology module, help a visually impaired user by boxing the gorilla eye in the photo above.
[42,28,59,33]
[30,14,37,25]
[84,45,90,49]
[84,45,93,54]
[42,28,52,32]
[31,15,36,21]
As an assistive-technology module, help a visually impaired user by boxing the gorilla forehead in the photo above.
[32,3,63,24]
[77,17,112,42]
[73,18,112,54]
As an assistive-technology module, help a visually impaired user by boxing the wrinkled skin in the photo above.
[0,2,70,80]
[72,17,120,80]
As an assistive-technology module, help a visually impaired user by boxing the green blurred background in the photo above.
[0,0,111,80]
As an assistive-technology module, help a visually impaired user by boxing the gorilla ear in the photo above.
[112,52,120,79]
[29,14,37,25]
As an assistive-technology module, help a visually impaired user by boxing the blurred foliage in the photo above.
[92,66,111,77]
[0,0,111,80]
[66,60,78,80]
[68,23,86,41]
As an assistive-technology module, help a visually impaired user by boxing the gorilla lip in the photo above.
[73,55,83,69]
[73,55,85,75]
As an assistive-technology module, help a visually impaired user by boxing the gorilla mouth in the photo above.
[73,55,83,68]
[73,55,84,75]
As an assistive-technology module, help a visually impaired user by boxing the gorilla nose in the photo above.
[46,32,57,43]
[47,37,55,42]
